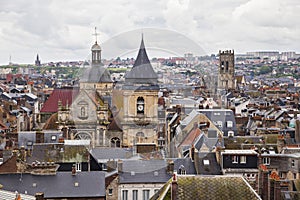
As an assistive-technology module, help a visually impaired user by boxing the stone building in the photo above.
[218,50,235,91]
[114,37,160,151]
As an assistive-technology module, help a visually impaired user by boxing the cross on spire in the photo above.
[93,27,99,44]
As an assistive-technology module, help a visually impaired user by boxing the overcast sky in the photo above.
[0,0,299,64]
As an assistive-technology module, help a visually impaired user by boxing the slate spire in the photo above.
[125,36,158,85]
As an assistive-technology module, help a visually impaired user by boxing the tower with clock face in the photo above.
[118,36,159,150]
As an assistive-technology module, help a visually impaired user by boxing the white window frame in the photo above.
[76,162,82,172]
[240,156,246,164]
[263,157,270,165]
[143,189,150,200]
[227,121,233,128]
[132,190,138,200]
[232,155,238,163]
[122,190,128,200]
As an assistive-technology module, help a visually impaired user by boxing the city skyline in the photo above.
[0,0,299,65]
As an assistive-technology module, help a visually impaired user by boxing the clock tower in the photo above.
[119,36,159,150]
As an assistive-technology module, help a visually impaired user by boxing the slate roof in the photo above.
[26,143,89,164]
[119,160,171,184]
[152,175,261,200]
[124,37,158,84]
[90,147,133,162]
[194,152,222,175]
[80,65,113,83]
[0,171,106,198]
[173,158,197,174]
[40,87,80,113]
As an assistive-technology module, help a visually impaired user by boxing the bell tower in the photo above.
[120,36,159,150]
[91,27,101,65]
[218,50,235,91]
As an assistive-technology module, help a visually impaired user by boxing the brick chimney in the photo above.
[190,144,195,161]
[258,164,269,200]
[167,160,174,174]
[35,193,44,200]
[72,164,76,176]
[171,173,178,200]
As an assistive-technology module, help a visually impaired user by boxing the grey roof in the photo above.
[173,158,197,174]
[90,147,133,162]
[80,65,113,83]
[197,109,238,136]
[119,160,171,184]
[0,171,106,198]
[194,152,222,175]
[26,143,89,164]
[124,37,158,84]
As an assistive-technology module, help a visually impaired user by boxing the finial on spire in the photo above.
[93,27,99,44]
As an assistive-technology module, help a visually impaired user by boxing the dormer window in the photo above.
[137,97,145,115]
[178,165,186,175]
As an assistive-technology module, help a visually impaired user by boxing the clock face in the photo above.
[137,104,144,111]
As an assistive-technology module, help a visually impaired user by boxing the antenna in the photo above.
[93,27,99,43]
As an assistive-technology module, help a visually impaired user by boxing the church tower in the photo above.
[217,50,235,91]
[120,36,159,152]
[80,28,113,96]
[35,54,41,66]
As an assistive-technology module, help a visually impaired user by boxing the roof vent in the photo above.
[154,171,158,176]
[74,182,79,187]
[33,183,37,187]
[131,171,135,176]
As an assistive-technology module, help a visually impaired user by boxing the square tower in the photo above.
[218,50,235,91]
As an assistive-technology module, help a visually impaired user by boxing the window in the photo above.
[203,159,210,165]
[240,156,246,164]
[292,159,295,167]
[122,190,128,200]
[51,135,57,141]
[132,190,138,200]
[102,163,107,171]
[227,121,233,128]
[76,162,81,172]
[217,121,223,128]
[263,157,270,165]
[108,189,113,196]
[232,155,238,163]
[143,190,150,200]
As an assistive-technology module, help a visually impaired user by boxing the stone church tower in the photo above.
[80,34,113,96]
[119,37,159,152]
[217,50,235,91]
[57,31,113,148]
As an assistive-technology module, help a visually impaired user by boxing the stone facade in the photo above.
[218,50,235,91]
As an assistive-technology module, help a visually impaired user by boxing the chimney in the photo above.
[167,160,174,174]
[72,164,76,176]
[190,145,195,161]
[262,170,269,200]
[171,173,178,200]
[117,160,123,173]
[35,193,44,200]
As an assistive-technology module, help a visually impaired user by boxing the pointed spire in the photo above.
[124,36,158,85]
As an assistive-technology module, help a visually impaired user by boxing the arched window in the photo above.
[136,132,145,143]
[111,137,121,147]
[137,97,145,115]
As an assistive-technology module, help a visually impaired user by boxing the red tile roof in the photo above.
[180,128,201,146]
[40,87,80,113]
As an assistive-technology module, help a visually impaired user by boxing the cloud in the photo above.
[0,0,299,64]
